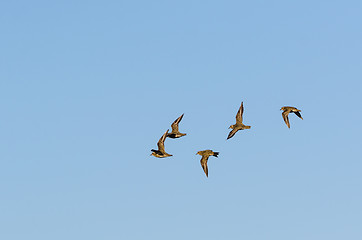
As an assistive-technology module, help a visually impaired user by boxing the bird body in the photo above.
[196,150,219,177]
[167,113,186,139]
[227,102,251,139]
[280,106,303,128]
[151,129,173,158]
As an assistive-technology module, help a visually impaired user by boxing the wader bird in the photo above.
[227,102,251,139]
[151,129,173,158]
[196,150,219,177]
[167,114,186,139]
[280,106,303,128]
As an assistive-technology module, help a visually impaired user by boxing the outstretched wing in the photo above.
[282,111,290,128]
[227,128,239,140]
[157,129,169,152]
[171,114,184,132]
[236,102,244,123]
[200,156,209,177]
[293,111,303,120]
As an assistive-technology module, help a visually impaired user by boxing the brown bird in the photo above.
[227,102,251,139]
[167,114,186,139]
[280,106,303,128]
[151,129,173,158]
[196,150,219,177]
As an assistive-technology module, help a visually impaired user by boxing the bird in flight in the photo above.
[280,106,303,128]
[196,150,219,177]
[167,113,186,139]
[151,129,173,158]
[227,102,251,139]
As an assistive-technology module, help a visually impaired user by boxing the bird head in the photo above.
[229,125,234,129]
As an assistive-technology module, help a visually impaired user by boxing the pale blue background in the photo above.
[1,1,362,239]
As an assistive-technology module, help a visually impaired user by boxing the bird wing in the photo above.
[200,156,209,177]
[235,102,244,123]
[227,128,239,139]
[282,111,290,128]
[171,114,184,132]
[157,129,169,152]
[293,111,303,120]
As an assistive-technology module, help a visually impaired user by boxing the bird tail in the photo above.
[213,152,219,157]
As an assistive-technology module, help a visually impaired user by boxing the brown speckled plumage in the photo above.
[196,150,219,177]
[227,102,251,139]
[151,129,173,158]
[167,114,186,139]
[280,106,303,128]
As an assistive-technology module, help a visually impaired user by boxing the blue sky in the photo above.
[1,1,362,239]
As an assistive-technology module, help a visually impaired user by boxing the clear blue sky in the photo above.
[1,1,362,239]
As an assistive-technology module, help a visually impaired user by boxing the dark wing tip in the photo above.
[227,129,237,139]
[227,131,232,139]
[294,111,303,119]
[175,113,184,123]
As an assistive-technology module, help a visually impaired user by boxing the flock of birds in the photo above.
[151,102,303,177]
